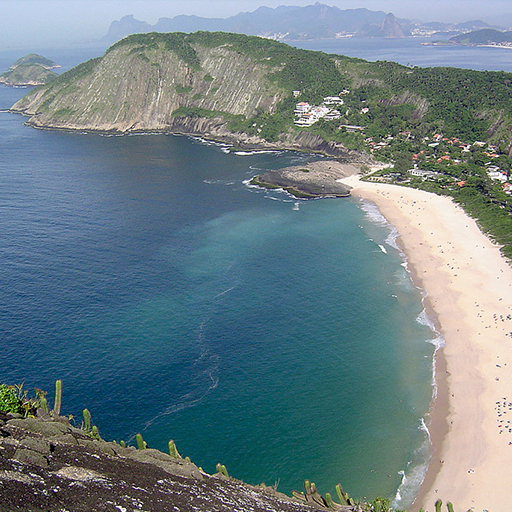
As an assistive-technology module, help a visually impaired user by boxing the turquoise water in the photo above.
[0,52,439,508]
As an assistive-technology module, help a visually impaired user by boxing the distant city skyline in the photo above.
[1,0,511,49]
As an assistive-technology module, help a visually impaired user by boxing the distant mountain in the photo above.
[104,15,152,41]
[103,3,502,43]
[356,13,407,38]
[450,28,512,44]
[103,3,395,42]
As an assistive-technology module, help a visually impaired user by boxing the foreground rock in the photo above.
[251,161,358,198]
[0,412,352,512]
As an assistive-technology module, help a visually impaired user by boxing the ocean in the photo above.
[1,37,508,508]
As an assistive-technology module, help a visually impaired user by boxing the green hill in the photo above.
[11,31,512,154]
[1,53,59,86]
[9,53,59,70]
[450,28,512,45]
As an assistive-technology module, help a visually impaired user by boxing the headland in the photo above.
[251,160,358,198]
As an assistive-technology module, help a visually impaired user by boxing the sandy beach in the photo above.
[339,175,512,512]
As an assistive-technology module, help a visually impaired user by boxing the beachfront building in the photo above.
[409,168,439,179]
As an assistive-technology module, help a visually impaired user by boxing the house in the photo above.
[409,169,439,179]
[487,170,507,183]
[340,125,365,132]
[323,96,344,105]
[294,102,311,114]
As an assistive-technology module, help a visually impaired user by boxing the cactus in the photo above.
[447,504,455,512]
[324,492,335,509]
[292,490,306,501]
[53,380,62,417]
[435,500,443,512]
[135,433,146,450]
[91,425,100,440]
[185,456,191,463]
[335,483,349,506]
[39,396,49,414]
[83,408,91,432]
[168,439,180,458]
[215,463,229,477]
[304,480,312,495]
[310,482,317,494]
[374,500,382,512]
[120,440,126,448]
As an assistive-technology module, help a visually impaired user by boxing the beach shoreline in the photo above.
[339,174,512,512]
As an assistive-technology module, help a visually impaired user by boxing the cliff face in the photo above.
[12,35,284,134]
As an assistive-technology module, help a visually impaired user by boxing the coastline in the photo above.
[340,174,512,512]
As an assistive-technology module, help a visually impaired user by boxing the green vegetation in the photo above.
[174,84,193,94]
[136,433,147,450]
[0,384,23,414]
[53,379,62,416]
[50,57,101,87]
[0,63,57,86]
[10,53,58,70]
[109,32,202,70]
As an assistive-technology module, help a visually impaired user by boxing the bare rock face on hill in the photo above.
[0,411,340,512]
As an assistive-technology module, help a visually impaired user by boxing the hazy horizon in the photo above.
[1,0,512,50]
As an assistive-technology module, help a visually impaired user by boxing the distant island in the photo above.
[450,28,512,47]
[0,53,59,87]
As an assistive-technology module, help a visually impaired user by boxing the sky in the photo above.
[1,0,512,49]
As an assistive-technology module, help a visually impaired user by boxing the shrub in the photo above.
[0,384,23,414]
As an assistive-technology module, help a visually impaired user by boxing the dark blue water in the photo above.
[0,44,449,507]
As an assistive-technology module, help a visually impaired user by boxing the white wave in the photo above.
[359,199,389,226]
[242,178,262,190]
[190,135,232,150]
[385,227,402,252]
[378,244,387,254]
[392,420,432,510]
[232,150,281,156]
[417,309,445,350]
[203,179,236,186]
[360,199,403,254]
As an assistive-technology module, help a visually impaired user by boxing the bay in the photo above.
[1,37,482,507]
[293,36,512,72]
